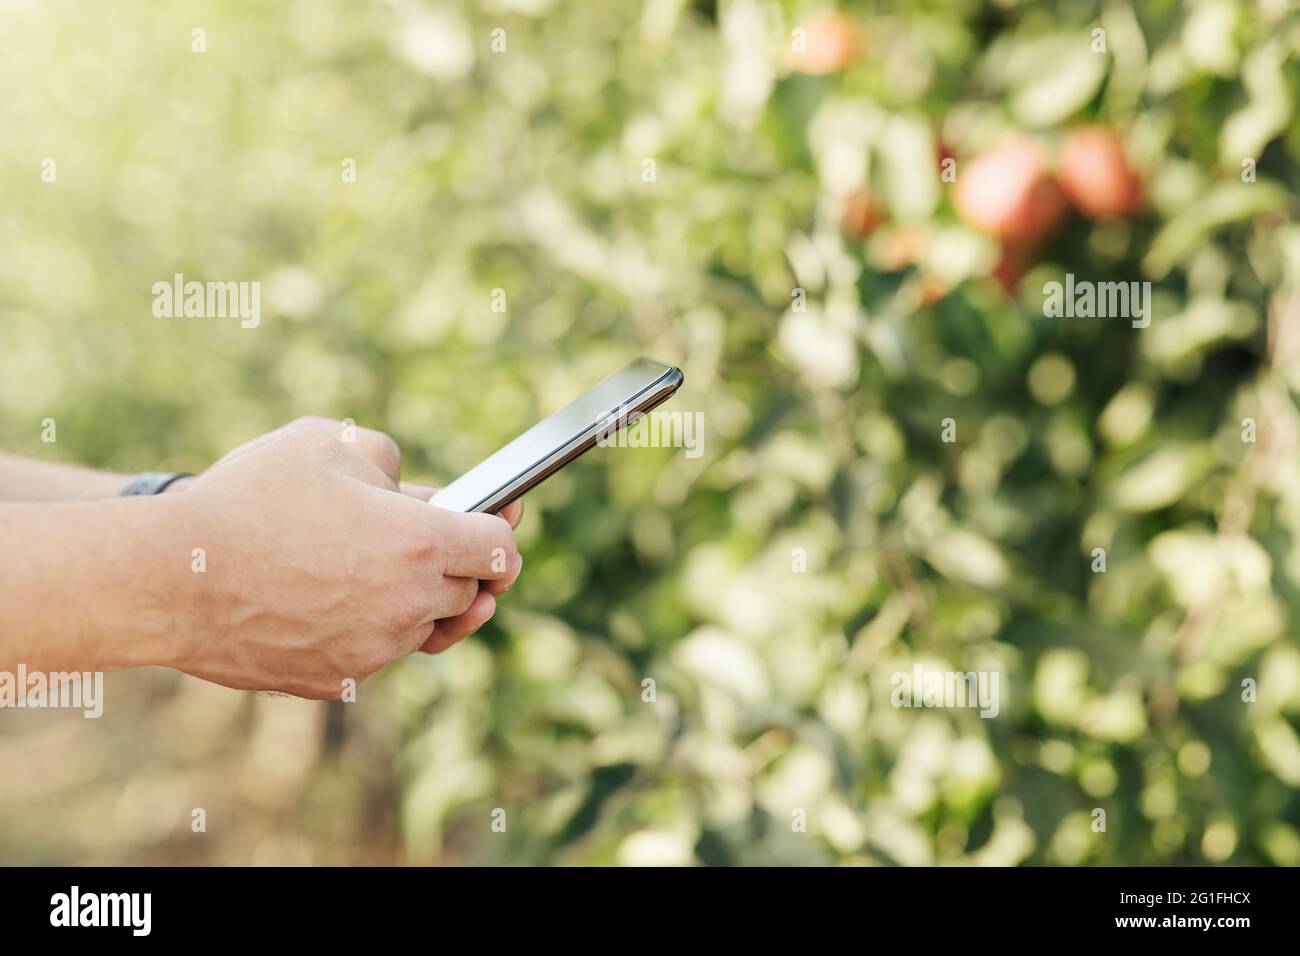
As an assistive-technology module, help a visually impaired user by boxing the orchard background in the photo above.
[2,0,1299,865]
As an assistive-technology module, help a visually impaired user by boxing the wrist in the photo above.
[93,494,211,671]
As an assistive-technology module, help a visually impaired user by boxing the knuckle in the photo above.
[355,428,401,473]
[396,523,438,566]
[372,432,402,472]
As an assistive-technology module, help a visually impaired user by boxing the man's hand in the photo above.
[160,423,522,698]
[0,418,525,699]
[184,417,526,656]
[168,415,525,535]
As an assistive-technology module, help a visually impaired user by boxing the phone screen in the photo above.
[429,358,683,513]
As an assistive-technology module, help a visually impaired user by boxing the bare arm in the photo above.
[0,495,192,672]
[0,421,523,696]
[0,452,187,502]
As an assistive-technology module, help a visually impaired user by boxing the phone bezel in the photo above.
[439,362,684,514]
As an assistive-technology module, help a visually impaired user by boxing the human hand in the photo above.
[168,417,524,651]
[164,422,522,698]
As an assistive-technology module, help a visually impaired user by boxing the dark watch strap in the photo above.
[119,471,192,496]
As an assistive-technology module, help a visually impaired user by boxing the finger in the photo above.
[498,497,525,530]
[420,574,480,623]
[400,482,439,502]
[483,550,523,596]
[345,427,402,490]
[403,485,521,528]
[420,591,496,654]
[423,507,520,579]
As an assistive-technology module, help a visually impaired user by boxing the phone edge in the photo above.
[468,364,684,514]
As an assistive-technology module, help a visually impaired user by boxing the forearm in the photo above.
[0,496,197,673]
[0,453,132,501]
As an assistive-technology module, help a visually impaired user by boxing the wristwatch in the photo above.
[119,471,192,496]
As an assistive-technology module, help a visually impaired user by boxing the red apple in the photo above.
[953,137,1067,244]
[918,275,950,305]
[936,139,956,177]
[871,223,929,271]
[792,12,862,75]
[992,245,1028,293]
[840,188,884,238]
[1057,126,1143,220]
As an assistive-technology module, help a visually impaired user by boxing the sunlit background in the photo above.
[2,0,1299,865]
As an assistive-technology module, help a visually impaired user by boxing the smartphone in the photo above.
[429,357,684,514]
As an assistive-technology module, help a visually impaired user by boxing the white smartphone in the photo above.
[429,358,684,514]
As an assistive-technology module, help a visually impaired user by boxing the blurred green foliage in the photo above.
[2,0,1300,865]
